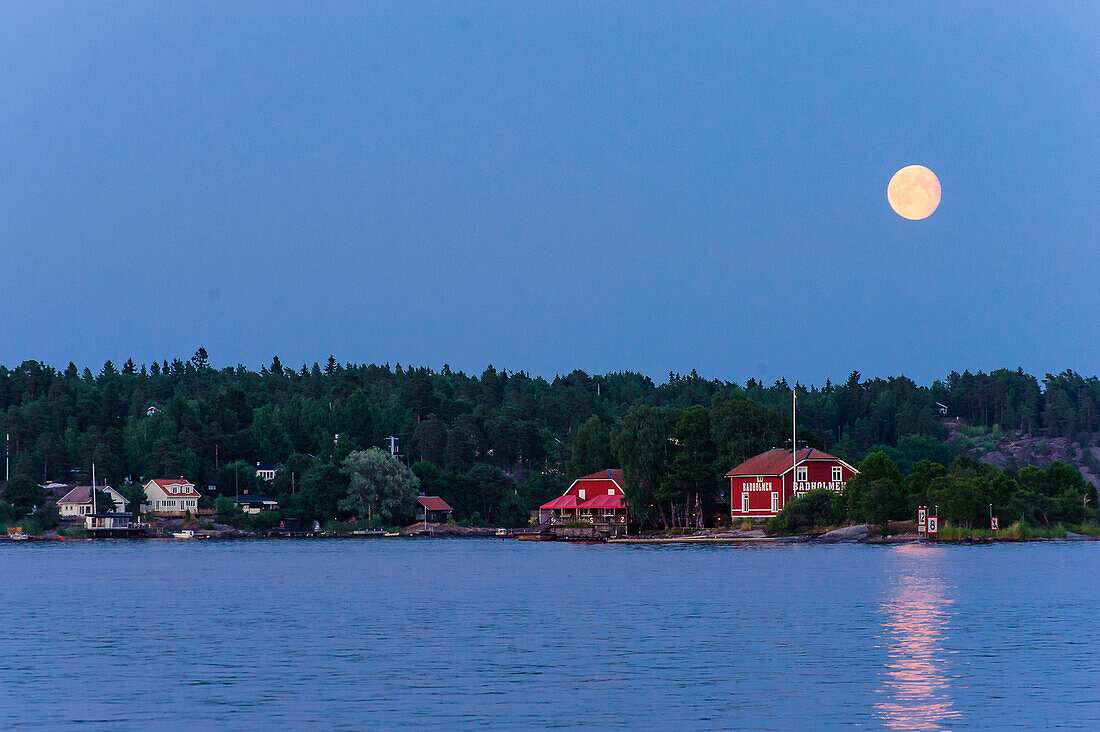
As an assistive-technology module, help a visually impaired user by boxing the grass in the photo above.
[934,521,1068,541]
[1070,522,1100,538]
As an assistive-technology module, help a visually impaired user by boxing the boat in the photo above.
[384,531,401,537]
[172,530,195,539]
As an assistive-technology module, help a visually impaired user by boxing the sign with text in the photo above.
[926,516,938,535]
[990,516,999,531]
[918,507,927,534]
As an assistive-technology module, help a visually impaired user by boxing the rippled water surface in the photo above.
[2,539,1099,729]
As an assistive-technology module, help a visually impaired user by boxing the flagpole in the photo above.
[792,388,797,491]
[92,463,97,515]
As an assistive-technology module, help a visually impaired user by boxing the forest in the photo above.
[1,349,1098,530]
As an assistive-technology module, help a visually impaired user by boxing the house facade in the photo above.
[58,485,130,518]
[726,448,858,520]
[255,462,284,481]
[539,469,629,528]
[143,478,201,517]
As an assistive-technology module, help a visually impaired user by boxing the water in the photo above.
[1,539,1098,730]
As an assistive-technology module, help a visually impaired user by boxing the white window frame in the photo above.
[771,492,779,513]
[578,489,586,500]
[832,466,843,482]
[796,466,808,482]
[741,492,749,513]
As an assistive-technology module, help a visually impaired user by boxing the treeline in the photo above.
[770,453,1098,535]
[0,351,1097,527]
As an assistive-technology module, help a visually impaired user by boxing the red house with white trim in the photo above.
[726,448,858,520]
[539,469,629,532]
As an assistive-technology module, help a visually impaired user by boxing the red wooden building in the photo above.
[726,448,858,520]
[539,469,629,529]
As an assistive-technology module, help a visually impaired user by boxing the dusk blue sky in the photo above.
[1,3,1096,385]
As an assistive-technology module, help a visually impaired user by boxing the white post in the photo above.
[792,389,797,495]
[92,463,98,515]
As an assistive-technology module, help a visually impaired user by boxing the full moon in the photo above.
[887,165,941,220]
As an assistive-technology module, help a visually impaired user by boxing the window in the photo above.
[756,476,764,484]
[608,489,616,496]
[771,492,779,512]
[796,466,807,482]
[742,493,749,513]
[578,489,586,500]
[832,466,843,482]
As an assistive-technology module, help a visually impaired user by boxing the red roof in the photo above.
[725,448,843,477]
[539,495,579,510]
[147,478,200,497]
[575,469,625,491]
[577,494,624,510]
[417,496,453,512]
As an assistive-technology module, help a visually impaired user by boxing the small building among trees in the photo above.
[416,495,453,524]
[234,492,280,515]
[254,462,284,481]
[726,448,858,520]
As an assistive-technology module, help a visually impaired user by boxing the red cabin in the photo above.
[539,469,629,529]
[726,448,858,520]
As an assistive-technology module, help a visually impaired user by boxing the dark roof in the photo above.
[725,448,845,477]
[234,495,277,505]
[58,485,124,505]
[417,496,453,512]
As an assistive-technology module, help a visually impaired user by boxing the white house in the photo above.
[57,485,130,518]
[143,478,201,517]
[254,462,283,482]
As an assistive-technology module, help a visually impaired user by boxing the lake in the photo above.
[1,539,1098,729]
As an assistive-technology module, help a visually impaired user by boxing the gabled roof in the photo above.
[58,485,127,505]
[146,478,200,496]
[417,496,453,512]
[574,469,625,492]
[725,448,851,478]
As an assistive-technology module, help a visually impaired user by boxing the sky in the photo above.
[0,2,1097,386]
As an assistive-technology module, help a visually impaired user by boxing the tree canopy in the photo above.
[0,353,1097,528]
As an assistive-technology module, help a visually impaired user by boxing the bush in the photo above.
[1071,522,1100,538]
[253,510,281,532]
[215,496,237,515]
[34,506,60,531]
[767,489,847,535]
